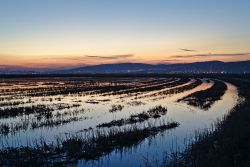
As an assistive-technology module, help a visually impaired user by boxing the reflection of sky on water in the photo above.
[80,82,238,167]
[0,79,239,167]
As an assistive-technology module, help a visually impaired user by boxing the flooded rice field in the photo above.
[0,77,239,166]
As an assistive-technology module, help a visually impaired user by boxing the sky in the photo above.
[0,0,250,68]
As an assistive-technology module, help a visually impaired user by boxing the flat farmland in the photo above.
[0,75,240,166]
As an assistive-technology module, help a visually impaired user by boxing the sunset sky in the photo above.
[0,0,250,68]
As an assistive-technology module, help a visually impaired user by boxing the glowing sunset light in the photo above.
[0,0,249,68]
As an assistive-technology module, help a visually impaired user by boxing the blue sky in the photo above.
[0,0,249,67]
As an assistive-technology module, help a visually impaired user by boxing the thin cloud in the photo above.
[172,53,250,58]
[36,54,134,61]
[179,48,197,52]
[84,54,134,60]
[161,59,183,62]
[172,55,200,58]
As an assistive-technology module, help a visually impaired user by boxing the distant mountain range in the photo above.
[59,60,250,74]
[1,60,250,74]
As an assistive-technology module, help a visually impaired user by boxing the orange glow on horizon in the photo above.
[1,51,250,68]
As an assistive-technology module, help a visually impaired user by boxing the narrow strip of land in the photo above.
[177,80,227,110]
[0,123,179,166]
[97,105,167,128]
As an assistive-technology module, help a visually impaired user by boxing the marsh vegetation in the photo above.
[0,75,241,166]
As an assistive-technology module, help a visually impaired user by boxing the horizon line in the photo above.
[1,59,250,70]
